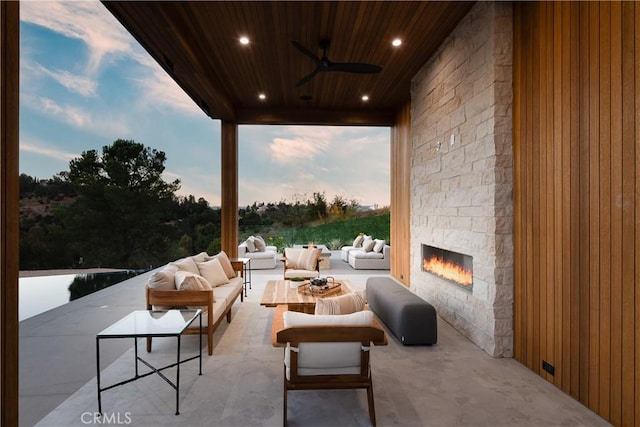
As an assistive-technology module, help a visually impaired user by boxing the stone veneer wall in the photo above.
[410,1,513,357]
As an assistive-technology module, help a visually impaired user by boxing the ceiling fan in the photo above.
[292,39,383,87]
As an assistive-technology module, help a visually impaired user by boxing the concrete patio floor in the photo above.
[20,252,610,427]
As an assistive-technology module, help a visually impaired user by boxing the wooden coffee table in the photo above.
[260,279,353,313]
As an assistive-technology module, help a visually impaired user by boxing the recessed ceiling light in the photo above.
[239,36,250,45]
[392,38,402,47]
[361,95,370,102]
[258,93,266,100]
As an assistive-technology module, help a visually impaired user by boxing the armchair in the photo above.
[282,247,321,279]
[276,310,386,426]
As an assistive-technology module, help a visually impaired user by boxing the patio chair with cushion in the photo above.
[276,310,386,426]
[283,247,321,279]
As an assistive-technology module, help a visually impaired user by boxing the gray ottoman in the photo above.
[366,276,437,345]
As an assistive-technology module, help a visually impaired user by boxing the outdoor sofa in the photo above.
[238,235,278,269]
[145,250,244,355]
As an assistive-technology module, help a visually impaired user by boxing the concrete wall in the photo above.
[410,1,514,357]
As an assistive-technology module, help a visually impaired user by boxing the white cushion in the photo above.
[147,264,178,291]
[283,311,373,378]
[373,239,386,253]
[299,248,320,270]
[284,248,303,268]
[254,235,266,252]
[352,235,365,248]
[352,250,384,259]
[362,238,375,252]
[190,251,210,263]
[245,236,256,252]
[212,250,236,279]
[171,257,200,275]
[174,270,212,290]
[196,258,230,287]
[314,291,366,315]
[284,269,320,279]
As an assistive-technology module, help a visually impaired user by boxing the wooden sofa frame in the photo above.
[145,261,244,356]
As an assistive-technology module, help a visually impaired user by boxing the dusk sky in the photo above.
[19,1,391,207]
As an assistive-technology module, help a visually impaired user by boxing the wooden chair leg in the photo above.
[146,337,152,352]
[367,381,376,426]
[207,329,213,356]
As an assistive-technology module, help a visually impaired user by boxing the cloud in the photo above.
[37,65,98,96]
[21,0,202,117]
[20,0,134,74]
[21,139,78,162]
[270,137,328,163]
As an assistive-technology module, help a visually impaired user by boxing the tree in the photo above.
[61,139,181,268]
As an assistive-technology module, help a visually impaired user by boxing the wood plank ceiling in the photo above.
[102,1,474,125]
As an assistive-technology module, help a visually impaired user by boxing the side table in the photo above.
[96,309,202,416]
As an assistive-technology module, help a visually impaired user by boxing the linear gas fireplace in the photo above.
[422,244,473,291]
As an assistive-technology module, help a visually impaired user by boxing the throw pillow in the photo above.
[352,234,365,248]
[362,238,375,252]
[298,248,321,270]
[213,250,237,279]
[147,264,178,291]
[284,248,302,268]
[314,291,366,315]
[190,251,210,263]
[174,270,212,291]
[254,235,266,252]
[171,257,200,275]
[196,258,230,287]
[373,239,386,253]
[245,236,256,252]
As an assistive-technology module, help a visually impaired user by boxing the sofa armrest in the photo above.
[146,285,215,308]
[383,245,391,259]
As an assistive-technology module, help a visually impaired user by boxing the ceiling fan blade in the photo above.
[291,41,320,63]
[295,67,321,87]
[326,62,383,74]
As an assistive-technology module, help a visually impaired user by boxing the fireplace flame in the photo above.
[423,256,472,287]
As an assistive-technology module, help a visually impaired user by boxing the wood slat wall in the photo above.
[390,102,411,286]
[513,2,638,425]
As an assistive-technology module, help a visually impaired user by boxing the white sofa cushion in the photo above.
[362,238,376,252]
[351,250,384,259]
[373,239,386,253]
[197,258,230,287]
[254,235,266,251]
[148,264,178,291]
[171,257,200,275]
[211,250,236,279]
[283,311,373,378]
[174,270,212,290]
[352,235,365,248]
[314,291,366,315]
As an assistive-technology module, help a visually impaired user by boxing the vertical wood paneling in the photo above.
[513,2,638,425]
[390,102,410,286]
[0,2,20,424]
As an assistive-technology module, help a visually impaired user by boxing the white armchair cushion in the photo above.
[283,311,373,378]
[197,258,230,287]
[352,235,365,248]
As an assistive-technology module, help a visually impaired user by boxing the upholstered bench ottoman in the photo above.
[366,276,437,345]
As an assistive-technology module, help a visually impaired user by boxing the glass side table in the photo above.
[96,309,202,416]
